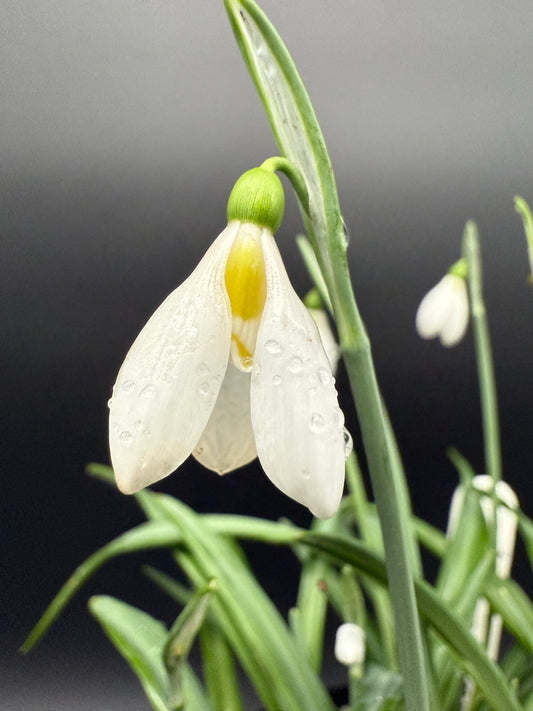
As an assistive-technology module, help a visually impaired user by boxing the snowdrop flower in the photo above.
[108,165,346,518]
[415,261,469,347]
[334,623,366,667]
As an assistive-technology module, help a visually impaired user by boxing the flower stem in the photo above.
[462,221,502,486]
[328,256,431,711]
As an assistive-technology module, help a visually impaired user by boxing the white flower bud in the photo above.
[416,273,469,347]
[334,623,366,666]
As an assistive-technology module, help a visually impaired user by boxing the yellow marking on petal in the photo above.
[224,225,268,372]
[224,227,267,321]
[232,334,252,360]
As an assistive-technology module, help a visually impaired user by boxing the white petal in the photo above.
[415,276,454,339]
[438,275,469,347]
[193,363,257,474]
[309,308,340,373]
[250,230,345,519]
[109,223,238,494]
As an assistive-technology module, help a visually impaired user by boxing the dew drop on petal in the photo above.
[119,430,133,445]
[134,419,143,431]
[308,386,318,397]
[143,429,152,440]
[196,362,210,377]
[343,427,353,459]
[272,374,282,385]
[107,398,113,409]
[122,379,135,393]
[301,468,311,480]
[288,356,303,374]
[317,367,331,386]
[199,382,210,397]
[265,339,283,355]
[310,412,326,432]
[331,407,345,429]
[140,384,157,400]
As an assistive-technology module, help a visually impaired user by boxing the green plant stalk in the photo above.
[463,221,502,485]
[345,452,397,669]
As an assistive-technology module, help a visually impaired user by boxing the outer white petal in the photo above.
[309,308,340,373]
[109,223,238,494]
[415,275,453,339]
[438,275,469,347]
[250,230,345,519]
[193,362,257,474]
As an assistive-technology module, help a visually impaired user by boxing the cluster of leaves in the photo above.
[21,461,533,711]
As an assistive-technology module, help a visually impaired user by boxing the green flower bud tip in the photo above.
[448,257,468,279]
[227,167,285,233]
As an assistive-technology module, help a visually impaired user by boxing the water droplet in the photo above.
[199,382,210,397]
[308,387,318,397]
[272,375,282,385]
[112,422,119,432]
[331,407,345,429]
[134,419,143,431]
[107,398,113,409]
[143,429,152,440]
[301,468,311,479]
[288,356,303,373]
[341,216,350,247]
[140,457,147,470]
[343,427,353,459]
[140,384,157,399]
[310,412,325,432]
[119,430,133,445]
[122,379,135,393]
[317,367,331,385]
[265,339,283,355]
[196,362,210,377]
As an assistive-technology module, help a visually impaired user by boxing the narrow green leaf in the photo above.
[350,663,403,711]
[518,511,533,567]
[436,486,488,603]
[224,0,344,279]
[21,520,181,653]
[486,578,533,655]
[89,595,170,711]
[181,664,217,711]
[200,623,244,711]
[164,579,216,671]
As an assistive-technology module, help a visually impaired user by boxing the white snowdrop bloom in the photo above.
[334,623,366,667]
[108,166,346,519]
[416,272,469,347]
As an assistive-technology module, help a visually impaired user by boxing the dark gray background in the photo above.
[2,1,533,708]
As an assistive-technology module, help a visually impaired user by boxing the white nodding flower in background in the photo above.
[415,260,469,347]
[334,623,366,667]
[108,164,346,519]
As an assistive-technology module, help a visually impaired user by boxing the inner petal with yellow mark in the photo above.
[224,223,267,372]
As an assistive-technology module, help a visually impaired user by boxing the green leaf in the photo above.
[200,623,244,711]
[89,595,170,711]
[436,485,488,604]
[224,0,344,275]
[350,663,404,711]
[486,578,533,655]
[21,520,181,653]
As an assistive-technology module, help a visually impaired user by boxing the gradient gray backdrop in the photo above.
[2,1,533,708]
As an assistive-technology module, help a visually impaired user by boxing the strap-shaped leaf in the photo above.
[21,520,181,653]
[224,0,345,271]
[89,595,170,711]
